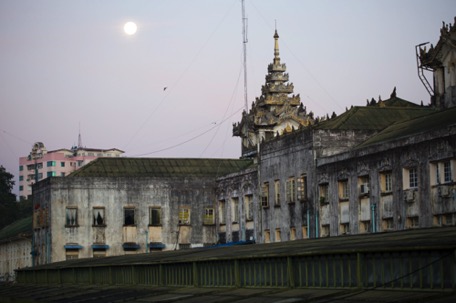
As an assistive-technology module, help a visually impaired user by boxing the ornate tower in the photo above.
[233,30,314,157]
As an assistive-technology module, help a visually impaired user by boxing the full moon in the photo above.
[124,22,137,35]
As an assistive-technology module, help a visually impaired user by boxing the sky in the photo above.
[0,0,455,195]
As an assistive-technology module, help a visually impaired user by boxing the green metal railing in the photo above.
[16,249,455,290]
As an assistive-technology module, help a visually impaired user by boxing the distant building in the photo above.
[18,142,124,200]
[28,18,456,267]
[0,217,32,281]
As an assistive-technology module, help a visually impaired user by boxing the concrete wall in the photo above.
[0,238,31,282]
[32,176,218,264]
[316,130,456,236]
[216,167,258,244]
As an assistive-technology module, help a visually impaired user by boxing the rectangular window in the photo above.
[262,182,269,207]
[38,173,43,179]
[149,207,161,226]
[359,176,370,195]
[274,180,280,206]
[244,195,253,221]
[65,250,79,260]
[297,174,307,202]
[93,207,105,226]
[60,162,65,167]
[290,227,296,240]
[19,185,23,191]
[65,207,78,227]
[409,168,418,188]
[338,180,349,200]
[275,228,281,242]
[319,184,329,204]
[340,223,349,235]
[178,207,190,225]
[61,172,65,177]
[19,176,23,181]
[380,172,392,193]
[444,161,452,183]
[286,177,296,203]
[46,161,56,167]
[19,165,23,171]
[47,171,56,177]
[124,208,135,226]
[204,208,215,225]
[231,198,239,223]
[321,224,330,237]
[264,229,271,243]
[406,216,419,229]
[218,200,225,224]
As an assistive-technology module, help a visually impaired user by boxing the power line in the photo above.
[122,0,239,151]
[132,106,244,157]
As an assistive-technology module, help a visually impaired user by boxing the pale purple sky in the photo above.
[1,0,455,195]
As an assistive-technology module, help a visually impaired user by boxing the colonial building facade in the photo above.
[28,18,456,265]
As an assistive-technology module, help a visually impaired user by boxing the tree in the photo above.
[0,165,21,230]
[0,165,16,204]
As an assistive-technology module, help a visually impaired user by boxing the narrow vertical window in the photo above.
[93,207,105,226]
[297,174,307,202]
[338,180,349,200]
[443,161,452,183]
[262,182,269,207]
[124,208,135,226]
[245,195,253,221]
[319,184,329,204]
[274,180,280,206]
[65,207,78,227]
[286,177,296,203]
[231,198,239,223]
[204,208,215,225]
[409,168,418,188]
[178,207,190,225]
[149,207,161,226]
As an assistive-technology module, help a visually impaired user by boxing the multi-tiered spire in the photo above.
[233,30,314,157]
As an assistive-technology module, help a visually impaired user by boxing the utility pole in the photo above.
[242,0,248,112]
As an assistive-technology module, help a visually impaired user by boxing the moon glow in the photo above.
[124,22,137,35]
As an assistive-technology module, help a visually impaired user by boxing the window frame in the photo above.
[178,207,190,225]
[203,207,215,225]
[123,207,136,226]
[92,207,106,227]
[149,207,162,226]
[65,207,78,227]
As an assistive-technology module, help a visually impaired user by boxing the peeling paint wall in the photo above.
[32,176,217,264]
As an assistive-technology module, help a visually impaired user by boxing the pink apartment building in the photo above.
[18,142,124,199]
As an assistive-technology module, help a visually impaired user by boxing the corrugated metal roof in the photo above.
[69,157,253,178]
[316,106,436,130]
[22,226,456,270]
[316,96,436,131]
[0,216,32,242]
[356,106,456,148]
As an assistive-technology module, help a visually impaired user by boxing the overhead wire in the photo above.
[131,106,244,157]
[122,0,239,152]
[199,54,244,157]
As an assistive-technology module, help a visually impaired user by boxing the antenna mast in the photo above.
[242,0,248,112]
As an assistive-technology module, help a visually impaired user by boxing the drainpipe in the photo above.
[371,203,376,233]
[306,208,310,238]
[315,210,319,238]
[146,229,149,253]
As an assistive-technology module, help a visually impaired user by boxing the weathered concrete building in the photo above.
[29,18,456,267]
[31,158,251,264]
[218,19,456,243]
